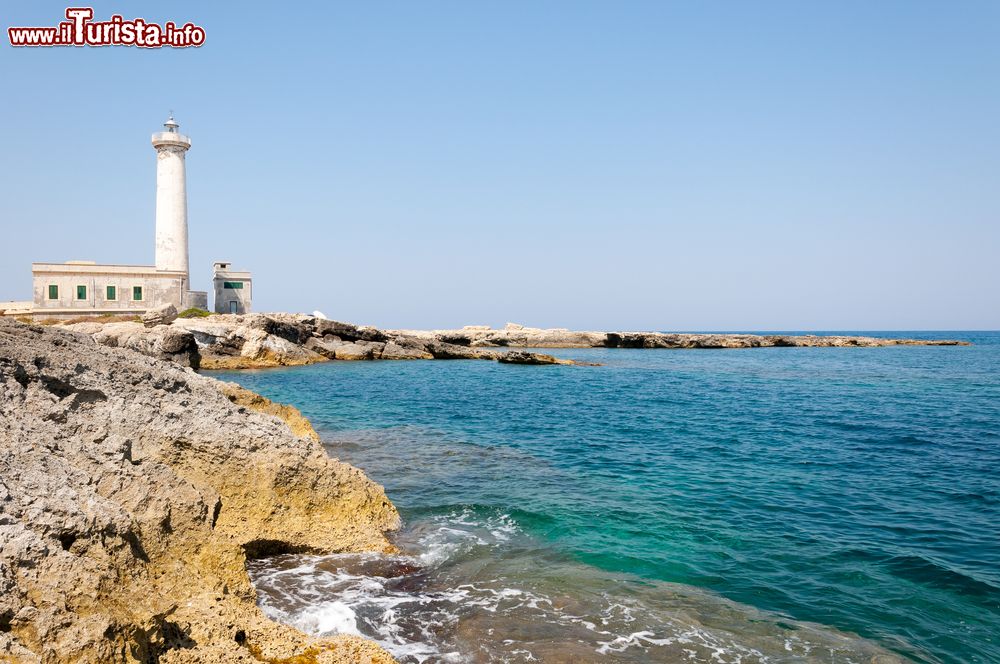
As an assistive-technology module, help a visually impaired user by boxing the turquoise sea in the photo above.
[221,332,999,663]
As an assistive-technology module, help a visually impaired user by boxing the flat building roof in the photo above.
[32,262,187,276]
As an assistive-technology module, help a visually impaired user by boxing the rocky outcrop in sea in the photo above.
[392,321,971,349]
[64,315,581,369]
[0,319,399,662]
[61,314,969,370]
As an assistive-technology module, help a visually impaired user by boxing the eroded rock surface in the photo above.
[55,314,969,371]
[215,381,320,442]
[392,323,971,349]
[496,351,571,365]
[141,303,179,328]
[0,319,399,663]
[171,315,561,368]
[174,315,325,369]
[66,320,200,369]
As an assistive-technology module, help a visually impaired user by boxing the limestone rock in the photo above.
[64,313,972,373]
[305,335,345,359]
[356,326,389,343]
[171,317,242,347]
[426,341,498,360]
[438,331,475,346]
[141,303,178,328]
[496,351,573,365]
[314,319,361,341]
[247,314,311,345]
[334,342,379,361]
[175,315,325,370]
[380,342,434,360]
[383,324,969,350]
[391,336,435,352]
[70,321,200,368]
[61,321,105,335]
[0,319,399,662]
[215,381,320,442]
[236,327,324,367]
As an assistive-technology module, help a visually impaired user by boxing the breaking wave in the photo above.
[249,507,906,663]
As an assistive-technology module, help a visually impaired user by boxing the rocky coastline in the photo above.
[391,321,971,349]
[52,310,970,371]
[0,319,399,663]
[0,314,972,661]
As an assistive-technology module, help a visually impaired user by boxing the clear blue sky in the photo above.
[2,1,998,330]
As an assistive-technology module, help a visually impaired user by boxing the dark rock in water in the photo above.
[334,342,378,361]
[381,342,434,360]
[248,315,310,345]
[427,341,491,360]
[393,336,434,352]
[314,319,361,341]
[304,336,343,359]
[497,351,565,365]
[311,320,387,344]
[618,333,651,348]
[325,555,424,580]
[355,326,388,343]
[438,332,474,346]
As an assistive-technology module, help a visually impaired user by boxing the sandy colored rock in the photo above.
[174,315,325,370]
[0,319,399,663]
[66,320,200,368]
[380,342,434,360]
[63,313,970,373]
[391,324,970,349]
[61,320,105,335]
[216,381,320,442]
[141,303,178,328]
[496,350,573,365]
[233,327,325,367]
[334,342,378,361]
[425,341,498,360]
[305,335,345,359]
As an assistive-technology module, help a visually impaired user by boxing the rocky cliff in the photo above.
[0,319,399,663]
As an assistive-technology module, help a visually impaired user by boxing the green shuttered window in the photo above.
[76,285,87,300]
[48,285,58,300]
[106,285,116,301]
[133,286,143,301]
[223,281,244,289]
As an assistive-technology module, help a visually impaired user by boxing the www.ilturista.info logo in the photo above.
[8,7,205,48]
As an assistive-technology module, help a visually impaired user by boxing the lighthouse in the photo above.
[152,115,191,287]
[20,115,249,318]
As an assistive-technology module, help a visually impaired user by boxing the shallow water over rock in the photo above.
[249,507,903,663]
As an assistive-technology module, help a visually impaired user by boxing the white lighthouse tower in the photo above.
[152,115,191,288]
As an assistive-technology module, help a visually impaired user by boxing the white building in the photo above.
[0,117,252,318]
[212,262,252,315]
